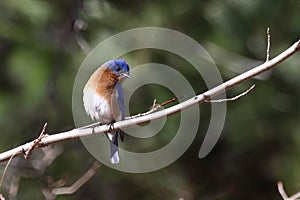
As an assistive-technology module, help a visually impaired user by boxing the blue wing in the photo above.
[116,83,125,142]
[108,83,125,164]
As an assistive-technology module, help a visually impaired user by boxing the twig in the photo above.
[278,182,289,200]
[266,27,271,62]
[290,191,300,200]
[150,99,158,110]
[125,97,178,120]
[24,123,48,160]
[51,162,100,196]
[0,152,16,190]
[161,97,179,106]
[205,84,255,103]
[278,181,300,200]
[0,39,299,163]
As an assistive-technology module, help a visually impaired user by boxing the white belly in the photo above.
[83,88,113,123]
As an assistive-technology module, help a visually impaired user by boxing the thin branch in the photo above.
[41,162,100,200]
[0,151,18,190]
[290,191,300,200]
[0,39,299,163]
[160,97,180,106]
[52,162,100,195]
[205,84,255,103]
[24,123,48,159]
[278,181,300,200]
[126,97,178,120]
[266,27,271,62]
[42,161,101,199]
[278,182,289,200]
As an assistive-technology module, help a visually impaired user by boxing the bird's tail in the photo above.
[107,132,119,164]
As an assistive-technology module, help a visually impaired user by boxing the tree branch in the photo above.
[278,181,300,200]
[42,161,101,199]
[0,39,299,163]
[24,122,48,159]
[205,84,255,103]
[266,27,271,62]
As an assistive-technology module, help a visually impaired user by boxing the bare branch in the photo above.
[126,97,178,120]
[278,181,300,200]
[0,39,299,163]
[42,162,101,199]
[0,151,18,190]
[205,84,255,103]
[24,123,48,159]
[278,182,289,200]
[53,162,100,195]
[266,27,271,62]
[290,191,300,200]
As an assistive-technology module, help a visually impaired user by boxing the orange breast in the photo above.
[83,66,123,122]
[85,66,119,105]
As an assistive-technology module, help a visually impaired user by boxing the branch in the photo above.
[266,27,271,62]
[278,182,289,200]
[42,161,101,199]
[24,122,48,159]
[126,97,179,119]
[205,84,255,103]
[278,182,300,200]
[52,162,100,195]
[0,39,299,163]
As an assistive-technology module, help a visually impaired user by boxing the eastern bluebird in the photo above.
[83,59,131,164]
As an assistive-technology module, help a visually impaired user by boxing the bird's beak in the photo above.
[121,72,132,79]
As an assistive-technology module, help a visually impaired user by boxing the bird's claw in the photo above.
[108,120,115,132]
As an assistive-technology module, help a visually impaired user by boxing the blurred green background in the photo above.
[1,0,300,199]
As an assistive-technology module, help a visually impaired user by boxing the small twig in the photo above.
[161,97,178,106]
[205,84,255,103]
[278,181,300,200]
[266,27,271,62]
[125,99,160,119]
[0,151,17,191]
[290,191,300,200]
[125,97,178,120]
[150,99,158,110]
[51,161,101,195]
[24,123,48,159]
[278,182,289,200]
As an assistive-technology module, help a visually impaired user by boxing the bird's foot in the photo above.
[108,120,115,132]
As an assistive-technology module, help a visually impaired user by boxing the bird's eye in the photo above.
[116,66,121,71]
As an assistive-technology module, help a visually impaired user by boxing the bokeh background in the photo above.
[1,0,300,199]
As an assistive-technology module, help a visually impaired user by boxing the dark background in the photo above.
[1,0,300,199]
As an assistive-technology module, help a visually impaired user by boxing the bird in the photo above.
[83,59,131,164]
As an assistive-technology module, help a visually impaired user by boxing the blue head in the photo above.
[106,59,131,79]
